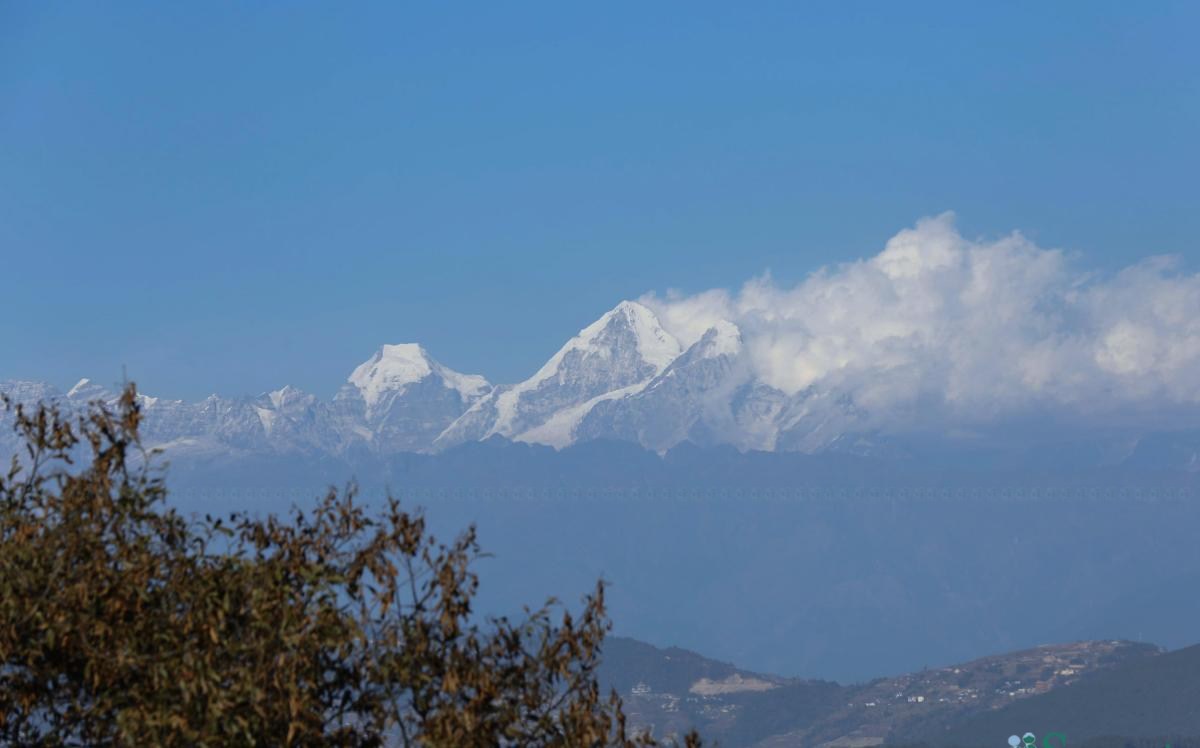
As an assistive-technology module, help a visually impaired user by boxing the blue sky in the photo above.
[2,2,1197,399]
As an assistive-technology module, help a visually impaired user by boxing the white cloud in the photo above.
[641,213,1200,428]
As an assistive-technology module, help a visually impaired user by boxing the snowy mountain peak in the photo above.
[482,301,682,438]
[3,312,861,458]
[348,344,435,407]
[347,343,489,409]
[66,378,118,403]
[694,320,742,358]
[599,300,682,370]
[525,301,680,387]
[67,378,93,398]
[266,385,310,409]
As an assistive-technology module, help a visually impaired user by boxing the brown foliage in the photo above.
[0,386,701,747]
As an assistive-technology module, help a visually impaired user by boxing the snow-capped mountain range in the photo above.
[6,299,1195,469]
[2,300,873,459]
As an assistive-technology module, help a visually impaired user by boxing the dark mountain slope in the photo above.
[598,636,790,695]
[905,643,1200,746]
[596,637,1159,747]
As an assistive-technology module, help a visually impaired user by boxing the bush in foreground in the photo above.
[0,386,699,747]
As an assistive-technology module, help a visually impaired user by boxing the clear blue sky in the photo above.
[3,2,1197,399]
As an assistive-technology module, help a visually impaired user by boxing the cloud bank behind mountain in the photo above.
[641,212,1200,433]
[6,213,1200,460]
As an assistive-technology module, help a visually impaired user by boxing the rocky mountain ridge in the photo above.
[4,300,1200,470]
[1,301,828,459]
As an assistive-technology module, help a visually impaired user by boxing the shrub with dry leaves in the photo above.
[0,386,700,747]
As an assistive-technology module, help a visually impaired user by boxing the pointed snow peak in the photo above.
[347,343,490,411]
[373,343,433,373]
[604,298,681,369]
[67,378,118,402]
[482,302,682,439]
[564,301,686,372]
[267,384,308,409]
[348,344,434,407]
[67,378,94,398]
[695,320,742,358]
[610,299,650,319]
[520,302,673,388]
